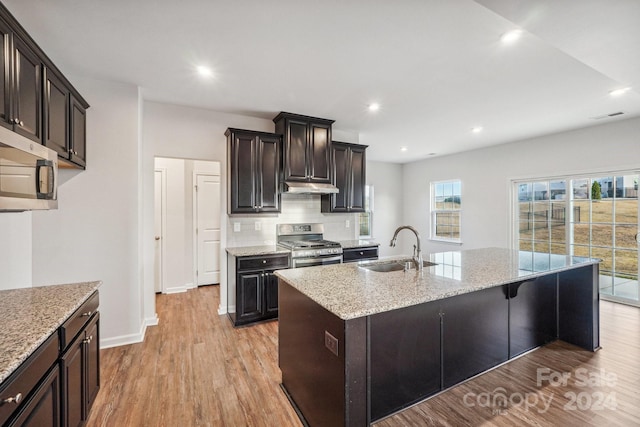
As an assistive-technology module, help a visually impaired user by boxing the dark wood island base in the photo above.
[278,260,599,427]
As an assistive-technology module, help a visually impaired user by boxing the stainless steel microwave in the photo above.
[0,126,58,211]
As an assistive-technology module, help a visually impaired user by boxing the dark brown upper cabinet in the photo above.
[0,17,42,143]
[0,4,89,168]
[226,128,282,215]
[322,141,367,213]
[44,69,87,169]
[273,112,334,183]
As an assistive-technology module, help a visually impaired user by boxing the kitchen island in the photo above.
[275,248,600,426]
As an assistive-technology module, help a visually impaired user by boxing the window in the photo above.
[431,180,462,242]
[359,185,373,238]
[513,173,639,306]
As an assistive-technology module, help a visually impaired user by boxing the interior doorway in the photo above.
[154,157,221,294]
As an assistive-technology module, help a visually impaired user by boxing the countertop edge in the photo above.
[275,250,600,321]
[0,281,102,385]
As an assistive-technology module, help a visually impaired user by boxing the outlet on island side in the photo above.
[255,221,261,231]
[345,219,350,228]
[325,331,339,356]
[233,222,240,232]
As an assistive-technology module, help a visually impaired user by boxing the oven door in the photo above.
[292,255,343,268]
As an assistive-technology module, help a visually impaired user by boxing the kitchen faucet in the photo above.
[390,225,423,271]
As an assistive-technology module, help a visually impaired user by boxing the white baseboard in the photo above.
[164,282,195,294]
[99,313,159,349]
[218,304,230,315]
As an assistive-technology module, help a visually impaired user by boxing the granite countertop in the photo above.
[275,247,600,320]
[0,281,101,385]
[225,245,290,257]
[338,240,380,249]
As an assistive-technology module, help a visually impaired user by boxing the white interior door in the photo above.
[154,169,165,293]
[195,174,221,285]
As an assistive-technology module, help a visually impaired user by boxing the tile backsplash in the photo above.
[226,193,358,247]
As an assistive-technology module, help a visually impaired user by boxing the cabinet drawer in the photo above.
[60,292,99,350]
[343,247,379,263]
[0,333,59,426]
[237,255,290,271]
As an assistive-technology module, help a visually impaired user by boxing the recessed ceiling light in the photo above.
[368,103,380,112]
[400,146,408,152]
[609,87,631,97]
[196,65,213,78]
[472,126,483,134]
[500,29,522,44]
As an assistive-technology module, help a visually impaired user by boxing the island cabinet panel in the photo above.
[369,302,441,421]
[279,281,367,427]
[508,275,558,358]
[441,285,509,388]
[558,264,600,351]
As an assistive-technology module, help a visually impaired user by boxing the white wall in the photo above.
[0,212,32,289]
[143,101,361,314]
[31,76,147,348]
[402,117,640,255]
[366,161,404,257]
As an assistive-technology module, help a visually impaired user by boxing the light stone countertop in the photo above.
[0,281,101,385]
[225,245,291,257]
[275,247,600,320]
[338,240,380,249]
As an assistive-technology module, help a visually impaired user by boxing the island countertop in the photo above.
[274,247,599,320]
[0,281,101,385]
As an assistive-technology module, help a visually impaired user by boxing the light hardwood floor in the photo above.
[87,286,640,427]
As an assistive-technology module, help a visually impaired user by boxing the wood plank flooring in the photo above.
[87,286,640,427]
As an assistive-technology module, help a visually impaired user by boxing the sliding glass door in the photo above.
[515,173,639,306]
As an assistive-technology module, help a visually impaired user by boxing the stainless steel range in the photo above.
[277,223,343,268]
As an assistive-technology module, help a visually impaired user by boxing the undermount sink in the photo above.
[360,259,437,272]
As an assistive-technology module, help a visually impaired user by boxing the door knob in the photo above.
[155,236,160,241]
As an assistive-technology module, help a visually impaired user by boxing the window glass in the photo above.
[431,180,462,242]
[359,185,373,238]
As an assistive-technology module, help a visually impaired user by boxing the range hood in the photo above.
[284,181,339,194]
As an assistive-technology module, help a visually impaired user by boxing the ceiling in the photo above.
[5,0,640,163]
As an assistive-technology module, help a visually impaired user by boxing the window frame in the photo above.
[358,185,373,238]
[430,179,462,244]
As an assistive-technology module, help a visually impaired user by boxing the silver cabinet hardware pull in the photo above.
[81,311,93,317]
[2,392,22,404]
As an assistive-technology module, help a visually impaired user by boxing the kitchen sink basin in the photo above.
[360,259,437,272]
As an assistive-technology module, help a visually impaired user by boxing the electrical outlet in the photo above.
[255,221,261,231]
[324,331,339,356]
[233,222,241,232]
[345,219,350,228]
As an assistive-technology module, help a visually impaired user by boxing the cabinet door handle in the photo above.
[19,121,24,127]
[360,251,364,255]
[2,392,23,404]
[262,260,267,264]
[81,311,93,317]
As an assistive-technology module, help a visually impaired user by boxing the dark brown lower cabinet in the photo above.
[341,246,379,263]
[7,366,60,427]
[61,313,99,427]
[229,254,290,327]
